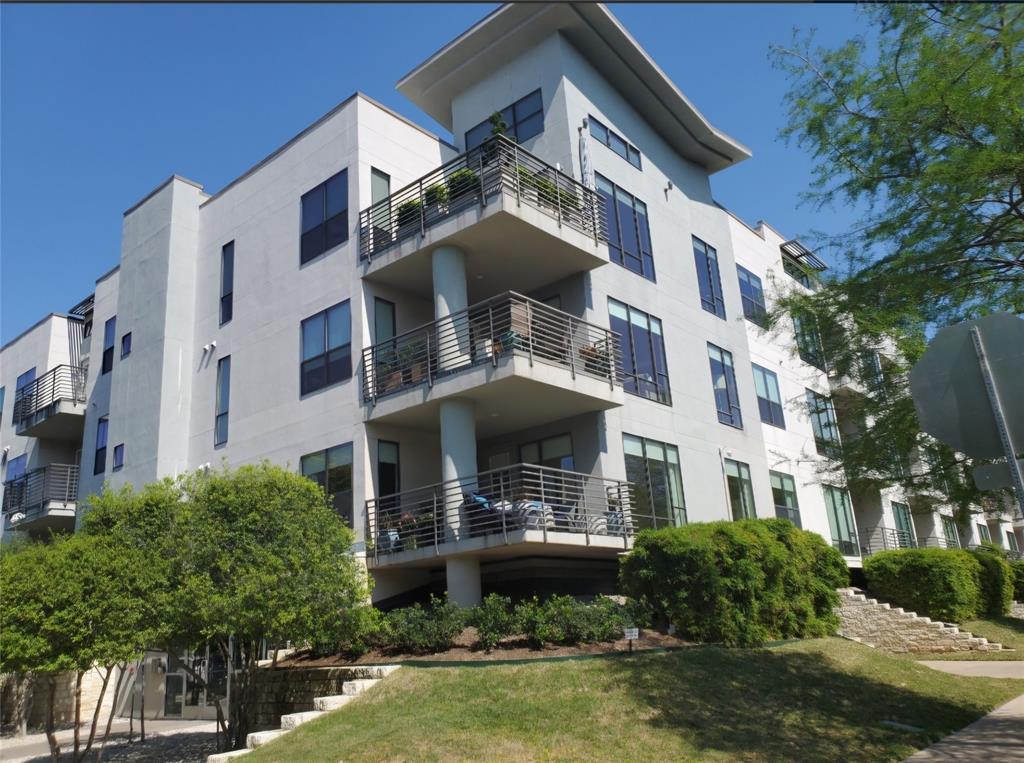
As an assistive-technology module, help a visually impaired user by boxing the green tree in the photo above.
[769,4,1024,517]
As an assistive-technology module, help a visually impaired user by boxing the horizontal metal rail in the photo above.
[359,134,607,261]
[362,292,622,402]
[12,365,86,425]
[773,505,802,529]
[832,534,860,557]
[859,525,917,556]
[2,464,80,518]
[917,535,961,549]
[366,463,642,561]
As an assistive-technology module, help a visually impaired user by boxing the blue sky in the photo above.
[0,3,874,344]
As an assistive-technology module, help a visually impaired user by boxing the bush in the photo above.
[969,546,1013,617]
[395,199,422,228]
[619,519,847,647]
[376,596,465,654]
[446,168,479,200]
[1011,559,1024,602]
[864,548,982,623]
[513,595,647,649]
[470,594,516,651]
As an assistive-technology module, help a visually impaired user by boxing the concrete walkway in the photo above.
[0,719,217,762]
[917,660,1024,679]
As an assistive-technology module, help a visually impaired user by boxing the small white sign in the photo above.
[623,627,639,641]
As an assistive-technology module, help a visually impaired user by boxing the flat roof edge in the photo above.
[124,174,205,217]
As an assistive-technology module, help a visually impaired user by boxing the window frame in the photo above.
[805,388,842,458]
[751,363,785,429]
[708,343,743,428]
[736,265,767,327]
[609,298,671,405]
[769,470,800,527]
[723,458,756,521]
[793,311,827,371]
[596,174,655,282]
[300,442,354,527]
[588,115,641,169]
[94,416,109,475]
[5,453,27,482]
[464,89,544,150]
[824,485,858,555]
[623,433,686,528]
[300,301,352,396]
[215,356,231,447]
[693,237,726,319]
[300,169,348,265]
[120,332,132,359]
[220,241,234,325]
[102,317,117,374]
[112,443,125,471]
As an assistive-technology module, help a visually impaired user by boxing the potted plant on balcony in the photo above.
[446,167,480,206]
[579,339,611,377]
[423,182,449,220]
[395,198,423,239]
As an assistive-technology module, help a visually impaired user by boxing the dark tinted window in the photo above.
[300,301,351,395]
[94,416,109,474]
[708,343,742,428]
[301,442,354,527]
[121,332,132,358]
[220,241,234,325]
[609,299,671,405]
[589,116,641,169]
[806,389,841,458]
[300,170,348,264]
[737,265,766,326]
[752,364,785,428]
[464,90,544,149]
[102,317,117,374]
[597,174,654,281]
[215,356,231,446]
[693,238,725,319]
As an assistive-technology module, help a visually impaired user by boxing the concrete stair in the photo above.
[206,666,398,762]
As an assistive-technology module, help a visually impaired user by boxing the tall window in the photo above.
[793,311,826,370]
[724,459,755,520]
[5,453,27,482]
[770,471,800,527]
[300,169,348,264]
[609,299,670,404]
[597,174,655,281]
[588,116,641,169]
[300,301,351,395]
[891,501,915,547]
[215,356,230,446]
[374,298,396,345]
[1007,531,1020,555]
[941,515,960,548]
[708,343,742,428]
[736,265,767,327]
[94,417,109,475]
[301,443,354,527]
[113,443,125,471]
[220,241,234,325]
[806,389,841,458]
[824,485,857,555]
[465,89,544,149]
[752,364,785,429]
[693,237,725,319]
[120,333,132,359]
[520,434,574,471]
[623,434,686,528]
[13,370,34,424]
[102,317,116,374]
[0,386,5,420]
[977,522,991,544]
[377,441,400,497]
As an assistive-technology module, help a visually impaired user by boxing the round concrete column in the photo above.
[446,556,482,607]
[440,397,478,539]
[432,245,471,370]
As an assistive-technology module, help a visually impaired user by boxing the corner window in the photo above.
[121,332,132,359]
[770,471,800,527]
[736,265,767,327]
[806,389,841,458]
[300,301,351,395]
[597,175,655,281]
[609,299,670,405]
[102,317,116,374]
[693,237,725,319]
[301,442,354,527]
[300,169,348,264]
[724,458,755,520]
[588,116,641,169]
[793,311,827,370]
[220,241,234,325]
[465,89,544,150]
[113,443,125,471]
[708,343,742,428]
[752,364,785,429]
[94,417,109,475]
[215,356,230,446]
[623,434,686,529]
[783,255,813,288]
[824,485,857,555]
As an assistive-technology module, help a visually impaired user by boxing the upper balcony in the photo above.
[358,135,608,299]
[2,464,80,535]
[361,292,623,436]
[859,524,916,557]
[366,463,655,568]
[12,365,87,440]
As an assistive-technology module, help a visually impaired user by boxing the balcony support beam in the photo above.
[432,245,470,372]
[446,556,482,607]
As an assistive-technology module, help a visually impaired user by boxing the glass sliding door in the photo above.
[824,485,858,556]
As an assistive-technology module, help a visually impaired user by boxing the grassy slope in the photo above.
[247,638,1021,763]
[911,616,1024,661]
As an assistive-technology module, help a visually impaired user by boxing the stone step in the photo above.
[314,694,356,711]
[246,730,287,749]
[281,710,326,730]
[207,750,251,762]
[342,678,380,695]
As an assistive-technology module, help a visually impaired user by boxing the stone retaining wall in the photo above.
[1011,601,1024,619]
[250,666,388,730]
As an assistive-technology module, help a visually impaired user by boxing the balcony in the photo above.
[13,365,87,439]
[366,463,643,567]
[859,525,917,556]
[2,464,80,534]
[362,293,623,436]
[358,135,608,300]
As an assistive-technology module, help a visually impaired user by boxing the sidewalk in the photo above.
[916,660,1024,679]
[0,719,217,763]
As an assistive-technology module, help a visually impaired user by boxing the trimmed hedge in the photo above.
[618,519,848,647]
[863,548,982,623]
[376,596,466,654]
[1012,559,1024,602]
[969,546,1013,617]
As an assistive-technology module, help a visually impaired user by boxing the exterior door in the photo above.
[891,502,915,547]
[163,674,185,717]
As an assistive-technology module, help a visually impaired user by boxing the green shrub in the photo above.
[395,199,422,228]
[446,168,479,200]
[1011,559,1024,602]
[376,595,465,654]
[619,519,847,647]
[969,546,1013,617]
[470,594,516,651]
[423,182,448,207]
[864,548,982,623]
[512,595,639,649]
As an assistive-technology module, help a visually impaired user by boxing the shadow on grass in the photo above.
[606,641,998,762]
[989,616,1024,636]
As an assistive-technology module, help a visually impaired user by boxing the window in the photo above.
[220,241,234,325]
[623,434,686,528]
[300,169,348,264]
[941,515,960,548]
[770,471,800,527]
[588,116,641,169]
[693,237,725,319]
[374,298,396,345]
[751,364,785,429]
[824,485,857,556]
[465,89,544,149]
[5,453,27,482]
[724,459,756,520]
[793,311,827,370]
[806,389,841,458]
[977,522,991,544]
[736,265,767,327]
[94,417,109,475]
[597,174,655,281]
[609,299,671,404]
[215,356,230,446]
[519,434,574,471]
[0,386,4,419]
[891,501,915,547]
[301,443,354,527]
[113,443,125,471]
[708,344,742,428]
[377,441,400,498]
[783,256,813,288]
[13,369,34,423]
[102,317,116,374]
[300,301,351,395]
[121,332,132,359]
[1007,531,1020,555]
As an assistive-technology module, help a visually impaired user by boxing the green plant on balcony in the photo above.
[446,167,480,202]
[398,337,429,384]
[423,182,448,208]
[395,198,423,230]
[515,166,581,217]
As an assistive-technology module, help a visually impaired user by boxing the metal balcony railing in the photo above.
[358,134,607,261]
[12,365,86,426]
[859,525,917,556]
[362,292,621,402]
[832,532,860,557]
[2,464,80,519]
[366,463,639,561]
[918,535,961,549]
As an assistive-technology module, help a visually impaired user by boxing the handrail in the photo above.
[859,524,917,556]
[2,464,80,517]
[365,463,644,560]
[358,134,607,261]
[361,292,622,402]
[12,365,87,425]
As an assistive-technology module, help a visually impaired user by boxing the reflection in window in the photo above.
[300,170,348,264]
[693,237,725,319]
[589,116,641,169]
[215,357,230,446]
[724,459,756,520]
[465,90,544,149]
[708,344,742,428]
[752,364,785,429]
[609,299,670,404]
[806,389,841,458]
[824,485,857,556]
[597,175,655,281]
[623,434,686,529]
[736,265,767,327]
[770,470,800,527]
[300,301,351,395]
[301,442,354,527]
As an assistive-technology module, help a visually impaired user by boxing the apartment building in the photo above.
[3,3,1020,614]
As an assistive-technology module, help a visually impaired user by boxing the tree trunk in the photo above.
[78,665,112,762]
[46,675,60,763]
[12,672,32,737]
[139,661,146,743]
[96,663,127,762]
[73,670,83,760]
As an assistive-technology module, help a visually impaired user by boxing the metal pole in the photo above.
[970,326,1024,518]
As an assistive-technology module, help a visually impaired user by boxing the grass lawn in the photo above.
[910,616,1024,661]
[246,638,1022,763]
